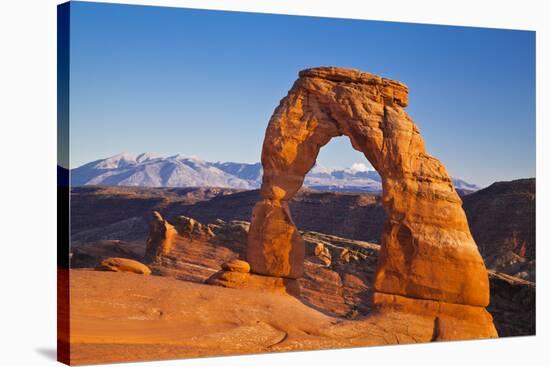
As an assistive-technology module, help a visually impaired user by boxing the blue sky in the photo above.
[69,1,535,186]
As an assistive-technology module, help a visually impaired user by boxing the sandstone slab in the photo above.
[95,257,151,275]
[206,270,300,296]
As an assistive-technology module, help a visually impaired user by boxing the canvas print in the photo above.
[57,1,536,365]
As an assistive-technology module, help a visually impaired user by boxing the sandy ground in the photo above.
[66,269,489,365]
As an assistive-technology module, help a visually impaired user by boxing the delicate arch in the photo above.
[247,67,489,307]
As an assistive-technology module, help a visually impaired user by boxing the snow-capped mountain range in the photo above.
[71,153,480,193]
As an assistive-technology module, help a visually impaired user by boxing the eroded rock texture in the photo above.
[247,67,495,337]
[144,211,177,262]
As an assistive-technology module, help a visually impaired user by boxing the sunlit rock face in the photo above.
[247,67,494,336]
[144,211,177,263]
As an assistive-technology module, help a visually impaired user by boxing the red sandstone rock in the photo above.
[221,259,251,273]
[371,292,497,340]
[144,211,177,263]
[313,242,332,266]
[95,257,151,275]
[247,199,305,278]
[247,67,490,310]
[206,270,300,295]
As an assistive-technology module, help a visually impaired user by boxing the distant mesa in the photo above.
[463,178,535,281]
[70,152,479,194]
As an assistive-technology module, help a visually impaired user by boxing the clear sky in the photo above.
[69,1,535,186]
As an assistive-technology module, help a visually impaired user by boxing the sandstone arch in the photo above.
[247,67,491,310]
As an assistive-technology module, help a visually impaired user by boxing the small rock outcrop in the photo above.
[246,66,496,339]
[221,259,251,273]
[144,214,249,282]
[206,268,300,295]
[174,215,215,242]
[95,257,151,275]
[313,243,332,266]
[144,211,177,263]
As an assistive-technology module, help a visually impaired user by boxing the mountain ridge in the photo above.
[71,152,481,193]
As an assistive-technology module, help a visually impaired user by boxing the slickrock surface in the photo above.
[206,270,300,295]
[95,257,151,275]
[67,269,492,365]
[247,67,491,319]
[66,212,532,365]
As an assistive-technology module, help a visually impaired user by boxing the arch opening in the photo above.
[305,135,381,195]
